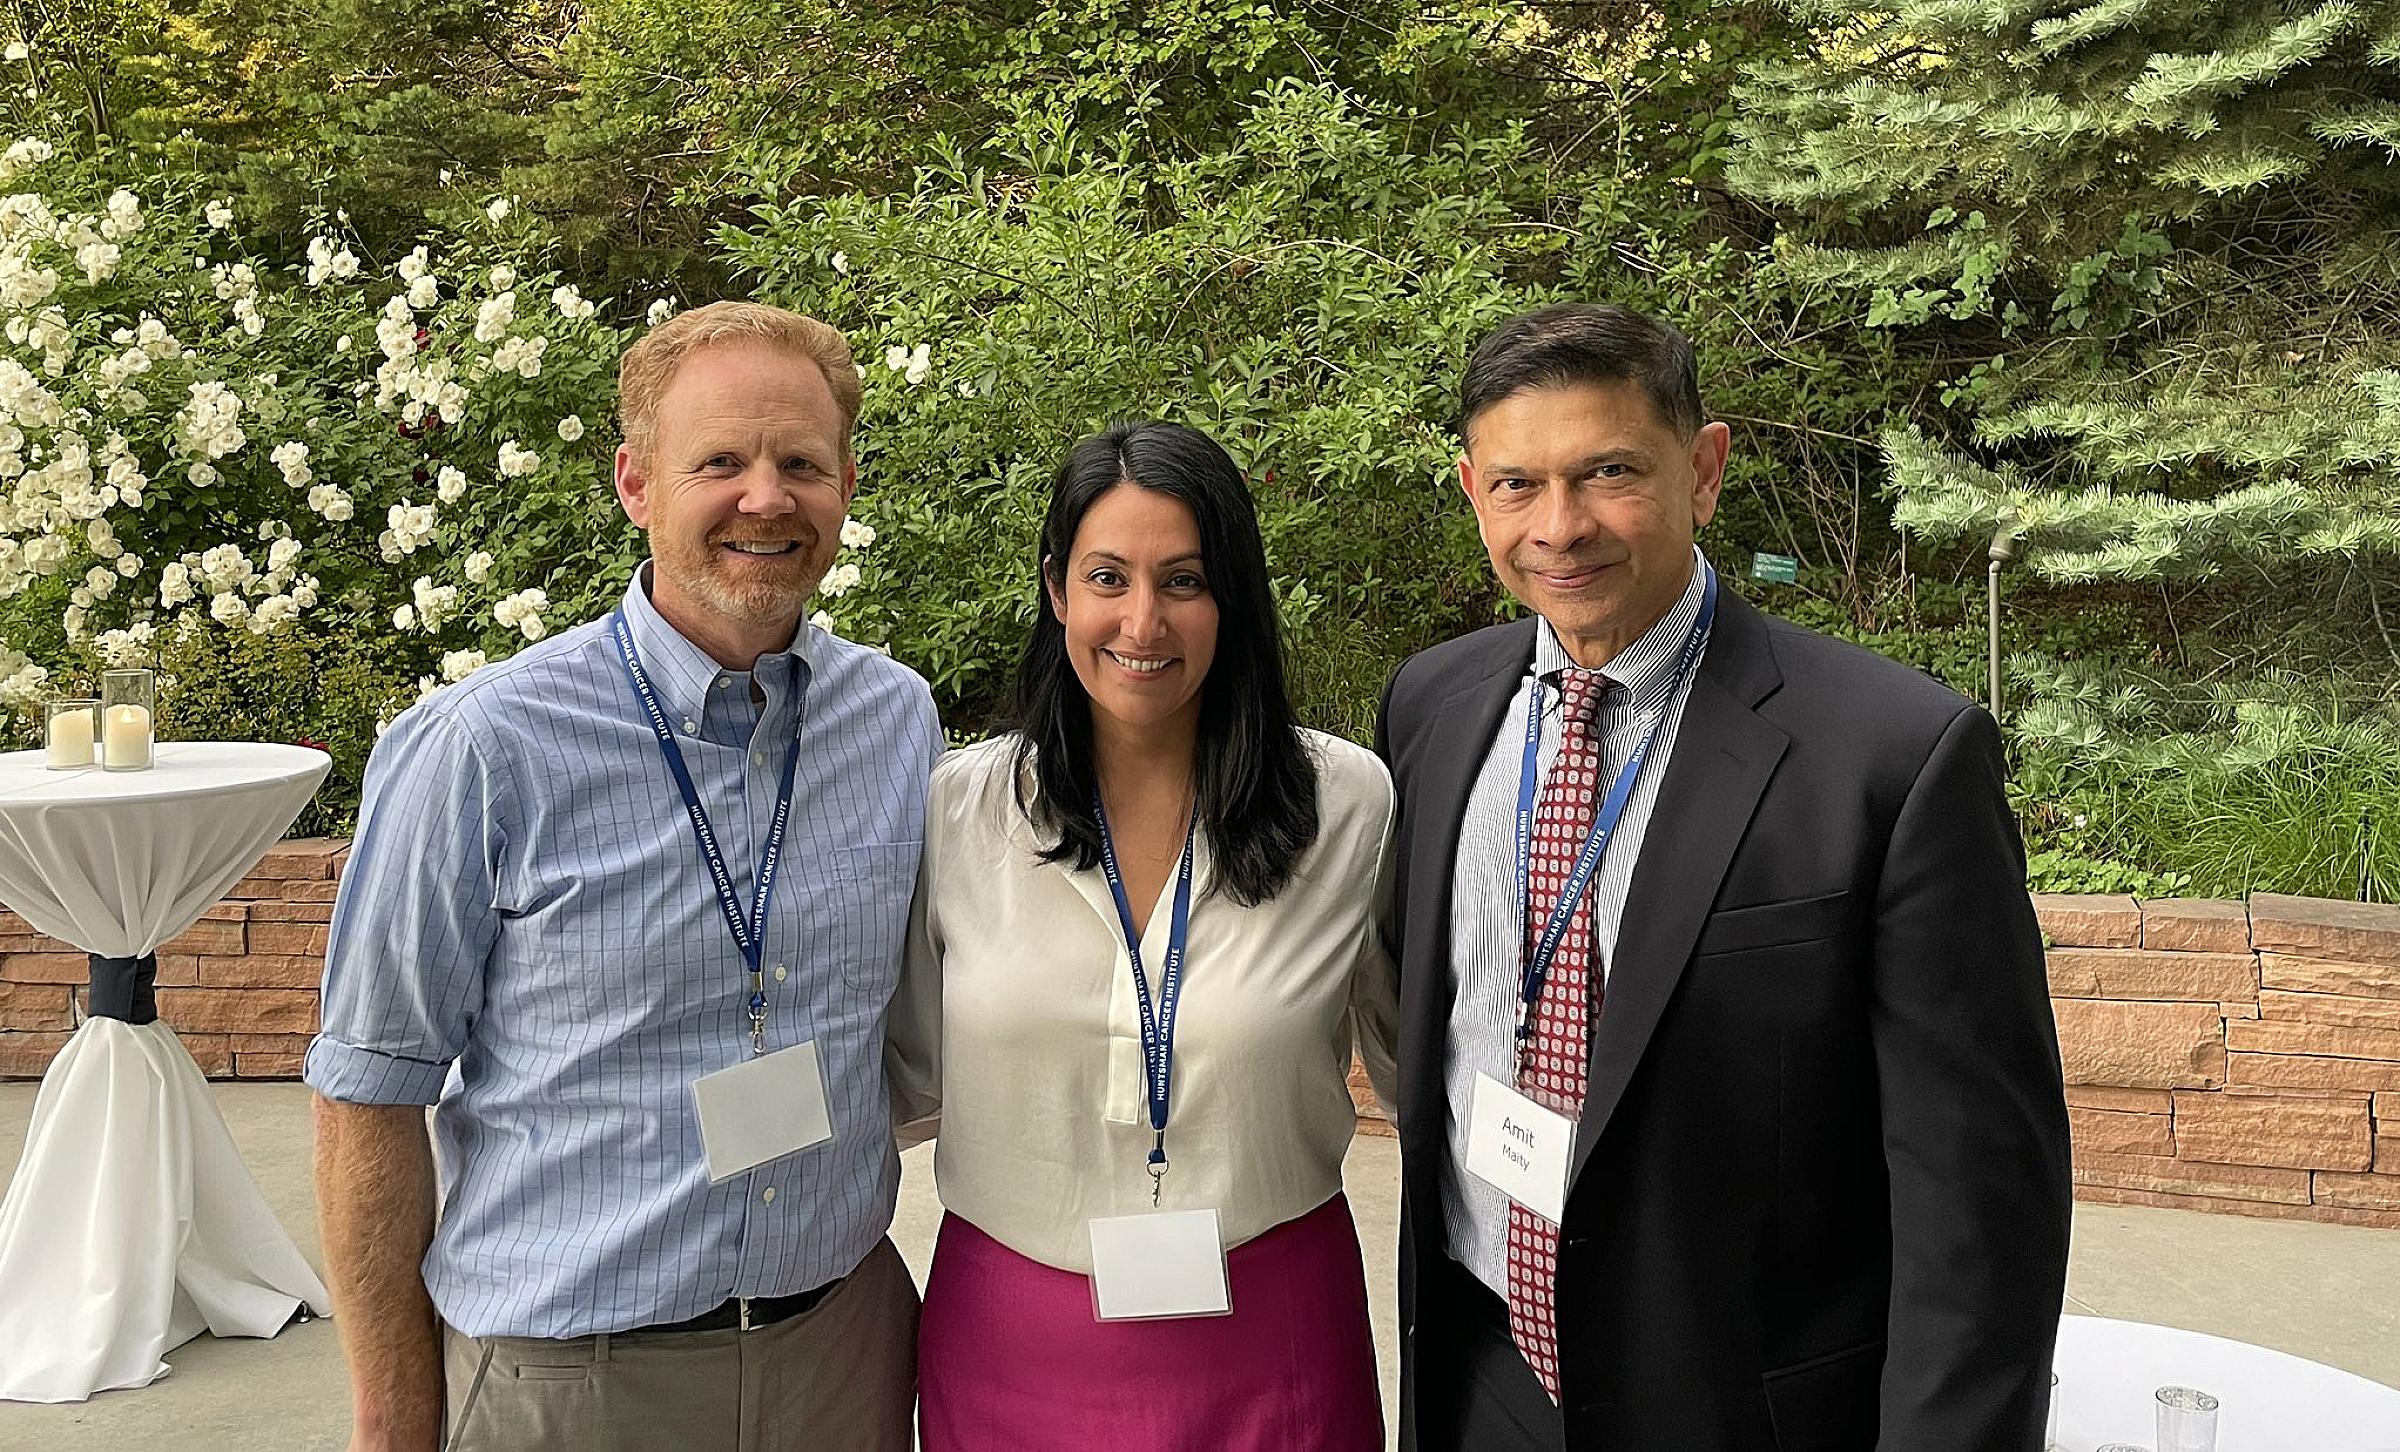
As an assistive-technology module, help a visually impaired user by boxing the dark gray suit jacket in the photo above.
[1376,585,2071,1451]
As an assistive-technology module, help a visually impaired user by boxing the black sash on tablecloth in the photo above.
[85,952,158,1024]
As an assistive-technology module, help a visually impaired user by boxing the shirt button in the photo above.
[752,751,766,766]
[682,718,697,733]
[715,676,731,690]
[773,964,787,982]
[760,1186,776,1204]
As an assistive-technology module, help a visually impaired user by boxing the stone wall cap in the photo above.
[2250,894,2400,968]
[2032,894,2141,947]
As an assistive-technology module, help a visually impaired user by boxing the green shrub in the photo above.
[2009,656,2400,901]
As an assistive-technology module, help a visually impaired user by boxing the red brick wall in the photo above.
[0,838,344,1078]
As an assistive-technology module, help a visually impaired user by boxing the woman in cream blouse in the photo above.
[889,419,1397,1450]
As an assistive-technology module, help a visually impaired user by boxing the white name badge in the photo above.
[1087,1207,1232,1321]
[690,1039,835,1183]
[1465,1071,1573,1224]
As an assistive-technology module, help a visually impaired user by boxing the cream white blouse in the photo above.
[886,729,1399,1273]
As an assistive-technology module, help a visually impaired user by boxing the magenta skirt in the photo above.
[917,1194,1384,1451]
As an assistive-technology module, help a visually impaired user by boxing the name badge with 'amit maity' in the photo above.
[1465,1071,1572,1224]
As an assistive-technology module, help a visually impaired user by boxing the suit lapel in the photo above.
[1571,589,1789,1187]
[1396,622,1533,1144]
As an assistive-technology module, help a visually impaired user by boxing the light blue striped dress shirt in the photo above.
[304,567,939,1339]
[1441,550,1710,1300]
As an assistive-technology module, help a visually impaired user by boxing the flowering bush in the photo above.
[0,146,656,743]
[0,141,906,822]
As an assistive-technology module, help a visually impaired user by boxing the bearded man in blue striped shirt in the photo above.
[306,302,939,1452]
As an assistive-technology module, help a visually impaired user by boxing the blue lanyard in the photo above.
[1094,790,1195,1205]
[609,610,804,1056]
[1513,564,1718,1067]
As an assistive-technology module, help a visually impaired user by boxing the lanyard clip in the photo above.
[1148,1133,1168,1207]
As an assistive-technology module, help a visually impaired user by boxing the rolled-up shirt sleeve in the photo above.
[304,706,507,1105]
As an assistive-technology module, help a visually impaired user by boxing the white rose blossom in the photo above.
[203,199,233,230]
[305,482,354,522]
[840,518,876,549]
[493,586,549,640]
[646,297,676,326]
[176,381,246,459]
[440,648,487,682]
[436,465,469,503]
[413,576,459,631]
[883,342,931,385]
[75,241,119,284]
[250,594,299,633]
[305,236,361,286]
[489,334,546,378]
[101,189,142,240]
[818,562,861,598]
[0,137,53,182]
[463,550,494,583]
[496,441,540,478]
[474,291,516,343]
[549,284,597,321]
[270,440,311,486]
[556,414,584,442]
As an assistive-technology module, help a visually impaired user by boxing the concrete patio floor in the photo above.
[4,1081,2397,1450]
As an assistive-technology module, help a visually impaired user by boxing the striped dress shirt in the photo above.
[304,567,939,1338]
[1441,550,1711,1300]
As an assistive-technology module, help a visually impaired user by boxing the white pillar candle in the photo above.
[102,703,151,769]
[45,706,93,767]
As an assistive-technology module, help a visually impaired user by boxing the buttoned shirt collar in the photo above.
[619,561,814,724]
[1532,545,1710,719]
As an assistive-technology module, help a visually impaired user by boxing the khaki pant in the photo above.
[443,1238,918,1452]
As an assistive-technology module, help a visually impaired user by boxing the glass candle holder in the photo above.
[2156,1384,2220,1452]
[100,668,154,771]
[44,697,97,769]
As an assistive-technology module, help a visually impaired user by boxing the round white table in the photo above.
[2056,1314,2400,1450]
[0,742,335,1403]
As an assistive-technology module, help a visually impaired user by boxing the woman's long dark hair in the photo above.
[1007,420,1319,907]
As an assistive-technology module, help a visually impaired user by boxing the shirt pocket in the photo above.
[828,840,921,993]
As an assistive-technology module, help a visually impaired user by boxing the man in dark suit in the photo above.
[1376,303,2070,1452]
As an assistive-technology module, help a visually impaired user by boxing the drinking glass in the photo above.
[2156,1384,2220,1452]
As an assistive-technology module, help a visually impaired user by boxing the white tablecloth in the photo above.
[2057,1314,2400,1450]
[0,742,335,1403]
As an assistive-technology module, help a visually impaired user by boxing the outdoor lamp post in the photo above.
[1987,522,2019,723]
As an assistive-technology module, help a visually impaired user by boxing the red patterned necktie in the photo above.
[1506,667,1610,1403]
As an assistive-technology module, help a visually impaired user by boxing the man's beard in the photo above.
[660,527,829,626]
